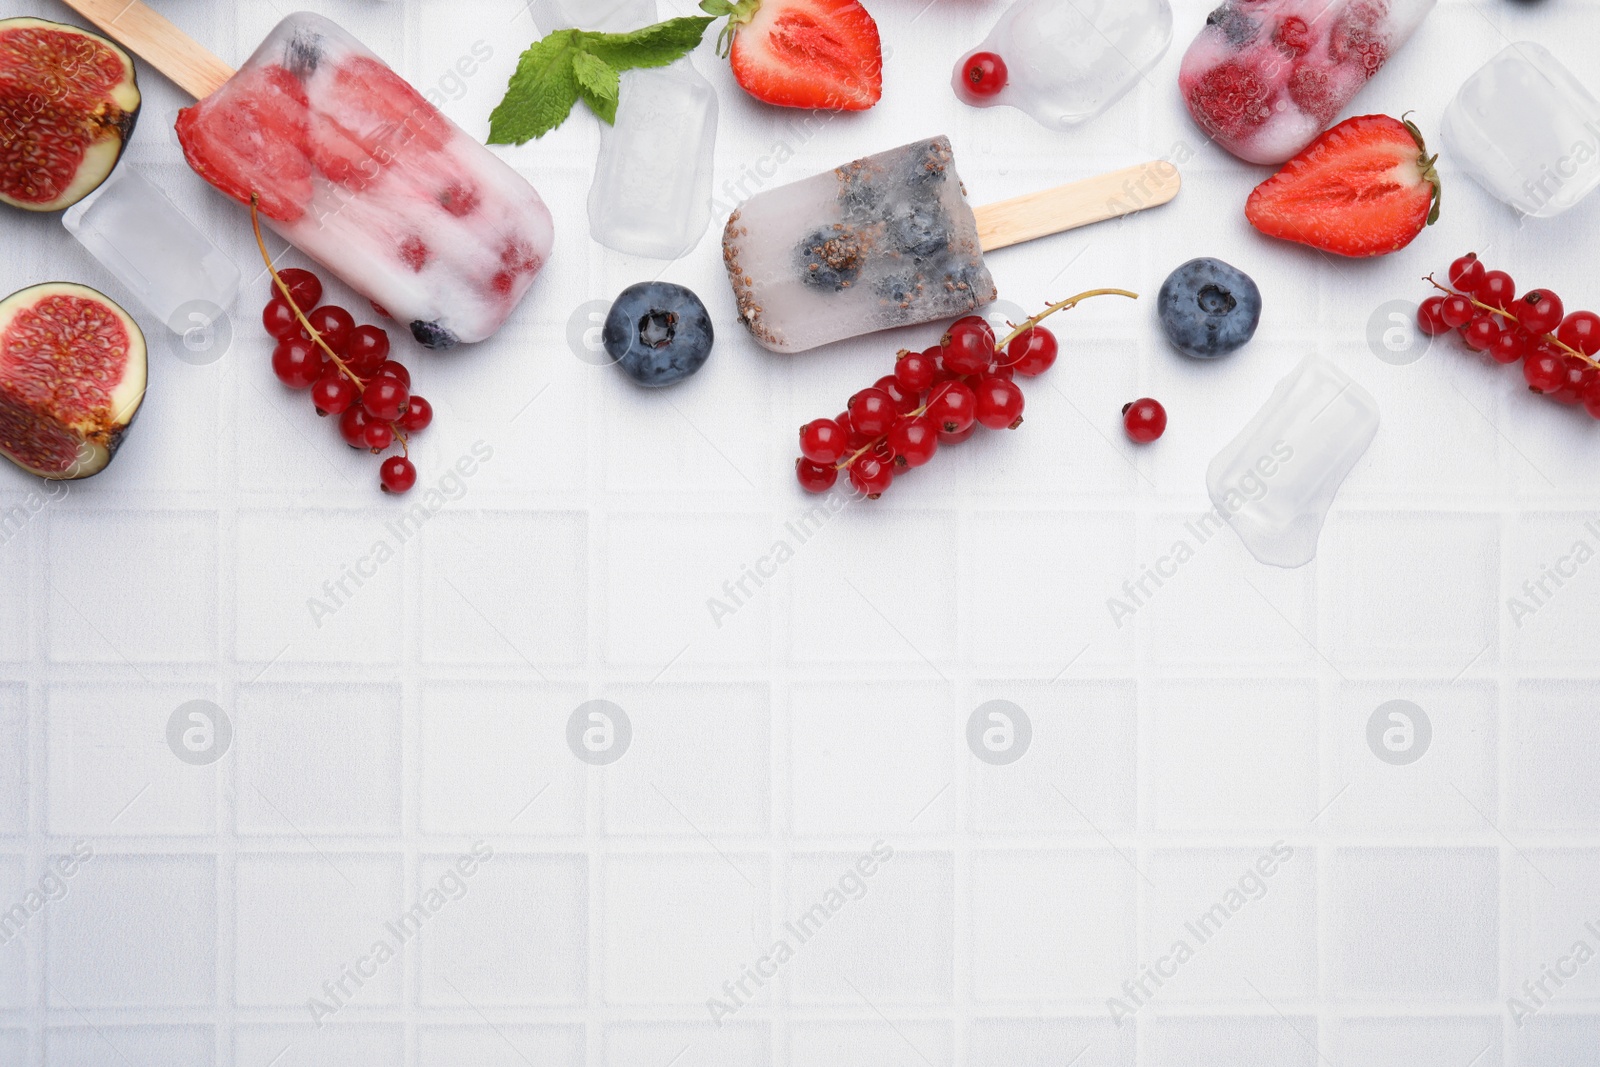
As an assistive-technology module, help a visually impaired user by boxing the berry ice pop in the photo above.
[723,137,1181,353]
[1179,0,1435,165]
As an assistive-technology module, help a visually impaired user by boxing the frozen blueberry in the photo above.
[410,320,459,350]
[885,202,951,259]
[602,282,713,388]
[1157,257,1262,360]
[797,226,867,292]
[1206,6,1260,46]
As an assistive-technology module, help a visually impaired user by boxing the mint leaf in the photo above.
[488,30,582,145]
[487,16,715,142]
[572,52,620,126]
[584,16,716,71]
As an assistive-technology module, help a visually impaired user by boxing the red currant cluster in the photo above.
[251,205,430,494]
[796,289,1136,499]
[1419,253,1600,416]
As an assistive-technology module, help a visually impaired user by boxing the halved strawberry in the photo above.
[1245,114,1442,258]
[703,0,882,111]
[176,64,313,222]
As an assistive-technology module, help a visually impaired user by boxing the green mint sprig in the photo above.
[488,16,716,145]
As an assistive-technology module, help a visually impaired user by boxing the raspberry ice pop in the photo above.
[1179,0,1435,165]
[59,3,553,349]
[724,137,1182,353]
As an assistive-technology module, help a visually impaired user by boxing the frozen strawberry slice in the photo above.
[307,112,384,191]
[325,55,450,158]
[176,64,313,222]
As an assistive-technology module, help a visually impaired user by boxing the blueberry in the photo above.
[410,320,458,350]
[1206,5,1260,46]
[797,226,867,292]
[601,282,713,388]
[1157,257,1262,360]
[885,202,951,259]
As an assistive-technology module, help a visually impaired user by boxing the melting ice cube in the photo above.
[1207,357,1379,569]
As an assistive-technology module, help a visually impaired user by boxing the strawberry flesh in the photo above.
[176,65,313,222]
[729,0,882,112]
[1245,114,1441,258]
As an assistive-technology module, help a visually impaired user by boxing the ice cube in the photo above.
[1442,42,1600,220]
[1206,356,1379,569]
[531,0,658,33]
[1179,0,1436,165]
[723,136,996,353]
[62,166,241,335]
[954,0,1173,130]
[588,62,719,260]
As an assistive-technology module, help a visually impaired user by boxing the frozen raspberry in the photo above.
[1275,16,1311,56]
[1187,61,1273,140]
[1287,65,1337,124]
[399,236,429,272]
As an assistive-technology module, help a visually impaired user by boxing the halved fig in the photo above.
[0,17,141,212]
[0,283,146,479]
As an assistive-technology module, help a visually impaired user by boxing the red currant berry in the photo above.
[271,337,322,389]
[307,305,355,354]
[1463,316,1501,352]
[311,371,358,416]
[888,416,939,468]
[339,405,373,448]
[399,396,433,433]
[1523,349,1566,395]
[961,51,1008,99]
[361,419,395,452]
[1007,327,1058,375]
[941,330,993,376]
[1417,297,1451,336]
[1516,289,1565,336]
[376,361,411,388]
[926,381,978,434]
[275,268,323,310]
[1489,329,1528,365]
[800,418,851,465]
[1122,398,1167,443]
[894,350,938,394]
[1555,357,1590,406]
[1439,295,1475,329]
[838,410,873,449]
[946,315,996,348]
[938,423,977,445]
[362,377,411,422]
[847,454,894,499]
[848,388,897,437]
[796,457,838,493]
[263,298,304,341]
[874,375,920,415]
[1448,253,1487,295]
[345,325,391,373]
[1479,270,1516,311]
[974,376,1025,430]
[1558,311,1600,356]
[379,455,417,494]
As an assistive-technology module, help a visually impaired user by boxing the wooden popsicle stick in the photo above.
[57,0,233,99]
[975,161,1182,253]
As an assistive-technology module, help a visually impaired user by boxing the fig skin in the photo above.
[0,281,147,480]
[0,17,141,213]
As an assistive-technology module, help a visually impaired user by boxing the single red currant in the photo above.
[1463,316,1501,352]
[1523,349,1566,395]
[1558,311,1600,356]
[1478,270,1516,311]
[848,388,897,436]
[961,51,1008,98]
[376,361,411,388]
[271,337,322,389]
[1489,329,1528,365]
[926,381,978,434]
[888,416,939,467]
[974,377,1026,429]
[941,330,993,376]
[307,305,355,354]
[938,423,977,445]
[1516,289,1565,336]
[1007,327,1058,375]
[275,268,323,310]
[362,377,411,422]
[894,350,938,394]
[345,325,391,373]
[1555,357,1590,406]
[1417,297,1451,336]
[361,419,395,452]
[311,371,358,416]
[339,405,373,448]
[263,298,304,341]
[796,457,838,493]
[1439,295,1475,329]
[1448,253,1487,295]
[1123,398,1167,443]
[800,418,851,465]
[874,375,920,415]
[380,455,417,494]
[396,397,431,434]
[847,454,894,498]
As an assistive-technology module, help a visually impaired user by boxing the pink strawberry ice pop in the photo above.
[176,13,553,348]
[1179,0,1435,165]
